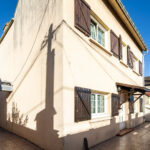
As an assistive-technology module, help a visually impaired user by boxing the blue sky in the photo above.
[0,0,150,76]
[0,0,18,36]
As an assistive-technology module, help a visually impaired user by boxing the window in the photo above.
[122,44,126,63]
[90,20,96,40]
[90,17,107,48]
[91,93,107,118]
[133,57,138,72]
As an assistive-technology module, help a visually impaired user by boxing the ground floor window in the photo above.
[91,93,107,118]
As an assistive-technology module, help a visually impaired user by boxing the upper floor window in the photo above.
[90,17,107,48]
[91,93,107,118]
[133,57,138,72]
[122,44,126,63]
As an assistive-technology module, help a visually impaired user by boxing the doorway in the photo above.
[119,103,126,130]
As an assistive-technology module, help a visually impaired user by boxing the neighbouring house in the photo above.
[0,0,149,150]
[144,76,150,121]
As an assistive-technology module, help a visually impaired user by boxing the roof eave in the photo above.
[108,0,148,51]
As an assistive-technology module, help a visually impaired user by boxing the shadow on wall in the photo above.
[7,102,28,126]
[0,24,63,150]
[0,24,148,150]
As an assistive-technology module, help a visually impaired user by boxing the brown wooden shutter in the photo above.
[130,51,134,69]
[110,30,119,58]
[139,61,143,75]
[140,98,143,112]
[127,46,133,69]
[127,45,130,66]
[129,102,134,114]
[119,35,122,60]
[75,0,91,36]
[75,87,91,122]
[111,93,120,116]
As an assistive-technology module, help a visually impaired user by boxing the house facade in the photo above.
[144,76,150,121]
[0,0,148,150]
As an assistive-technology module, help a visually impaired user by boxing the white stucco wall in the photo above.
[0,0,64,150]
[62,0,144,149]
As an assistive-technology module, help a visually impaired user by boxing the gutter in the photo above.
[108,0,148,51]
[0,19,14,44]
[116,0,147,51]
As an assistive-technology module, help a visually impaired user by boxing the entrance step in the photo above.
[117,128,133,136]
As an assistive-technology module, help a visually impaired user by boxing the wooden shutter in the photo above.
[127,46,133,69]
[130,51,134,69]
[110,30,119,58]
[119,35,122,60]
[75,87,91,122]
[129,102,134,114]
[111,93,120,116]
[127,45,130,66]
[75,0,91,36]
[139,61,143,75]
[140,98,144,112]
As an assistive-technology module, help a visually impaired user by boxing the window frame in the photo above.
[91,93,108,119]
[121,44,126,64]
[133,56,138,73]
[90,16,108,49]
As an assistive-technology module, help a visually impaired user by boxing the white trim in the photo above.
[91,93,108,119]
[133,57,138,72]
[122,44,126,64]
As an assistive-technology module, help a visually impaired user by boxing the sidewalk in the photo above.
[90,122,150,150]
[0,128,42,150]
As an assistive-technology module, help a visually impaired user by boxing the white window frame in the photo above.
[133,57,138,72]
[122,44,126,63]
[91,93,107,119]
[90,16,108,49]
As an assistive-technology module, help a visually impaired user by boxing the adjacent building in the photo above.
[0,0,148,150]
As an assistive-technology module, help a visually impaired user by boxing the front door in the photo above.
[119,104,126,130]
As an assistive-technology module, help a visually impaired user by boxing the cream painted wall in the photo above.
[62,0,144,149]
[0,0,64,150]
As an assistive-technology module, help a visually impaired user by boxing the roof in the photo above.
[108,0,147,51]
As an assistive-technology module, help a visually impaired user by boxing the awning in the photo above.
[116,82,150,94]
[116,82,150,105]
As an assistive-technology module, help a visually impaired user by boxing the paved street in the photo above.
[0,128,42,150]
[90,122,150,150]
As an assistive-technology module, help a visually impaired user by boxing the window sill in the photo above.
[89,38,113,56]
[145,104,150,109]
[90,115,112,123]
[120,60,128,68]
[133,70,140,76]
